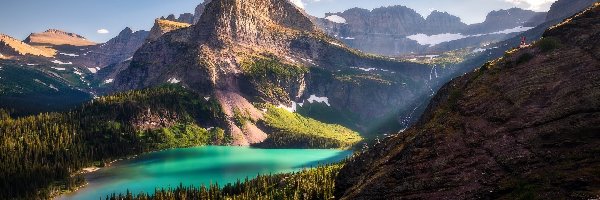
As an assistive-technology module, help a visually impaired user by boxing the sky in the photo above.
[0,0,558,43]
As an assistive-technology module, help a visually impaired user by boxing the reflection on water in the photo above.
[59,146,351,200]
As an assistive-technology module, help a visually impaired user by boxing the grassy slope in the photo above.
[256,105,363,149]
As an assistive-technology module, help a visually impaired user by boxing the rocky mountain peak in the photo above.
[195,0,316,44]
[118,27,134,36]
[146,19,191,42]
[24,29,95,47]
[44,29,87,39]
[0,33,54,58]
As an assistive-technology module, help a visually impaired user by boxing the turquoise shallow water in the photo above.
[59,146,351,200]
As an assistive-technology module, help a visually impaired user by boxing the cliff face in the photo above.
[464,8,544,34]
[113,0,433,144]
[336,4,600,199]
[0,34,54,58]
[546,0,598,22]
[146,19,191,42]
[75,28,149,68]
[317,7,544,56]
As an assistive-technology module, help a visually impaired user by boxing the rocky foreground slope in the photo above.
[112,0,434,144]
[335,4,600,200]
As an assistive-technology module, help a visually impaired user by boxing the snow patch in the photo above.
[51,67,66,71]
[51,60,72,65]
[104,79,114,84]
[73,69,84,76]
[358,67,377,72]
[168,78,181,84]
[307,95,330,106]
[204,97,211,101]
[407,33,468,47]
[59,52,79,57]
[489,26,533,35]
[34,79,59,91]
[87,67,98,73]
[26,63,38,66]
[325,15,347,24]
[473,48,486,53]
[342,37,356,40]
[408,26,533,47]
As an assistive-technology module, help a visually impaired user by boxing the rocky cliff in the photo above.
[335,4,600,199]
[0,34,54,58]
[113,0,433,144]
[546,0,598,22]
[317,7,544,56]
[146,19,191,42]
[75,27,149,68]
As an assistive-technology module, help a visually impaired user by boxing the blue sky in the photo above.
[0,0,557,43]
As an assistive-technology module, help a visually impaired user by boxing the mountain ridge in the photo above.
[335,3,600,199]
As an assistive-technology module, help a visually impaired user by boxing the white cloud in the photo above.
[289,0,304,9]
[97,29,109,34]
[504,0,557,11]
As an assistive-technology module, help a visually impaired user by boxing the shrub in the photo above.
[537,37,562,52]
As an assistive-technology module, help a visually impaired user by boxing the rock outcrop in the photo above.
[0,34,54,58]
[24,29,96,47]
[113,0,433,144]
[335,4,600,199]
[193,0,213,24]
[146,19,191,42]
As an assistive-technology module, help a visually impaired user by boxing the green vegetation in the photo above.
[256,105,362,149]
[0,85,227,199]
[107,164,344,200]
[536,37,562,52]
[0,63,91,115]
[240,55,308,101]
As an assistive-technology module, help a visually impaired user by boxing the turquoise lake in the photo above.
[59,146,351,200]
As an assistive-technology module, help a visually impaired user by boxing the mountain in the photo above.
[75,27,149,69]
[450,0,600,79]
[146,19,191,42]
[162,13,195,24]
[24,29,95,47]
[317,7,544,56]
[464,8,544,34]
[112,0,434,145]
[546,0,599,22]
[422,11,468,34]
[0,34,54,58]
[335,3,600,199]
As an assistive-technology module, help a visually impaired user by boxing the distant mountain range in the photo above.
[316,6,545,56]
[0,0,596,125]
